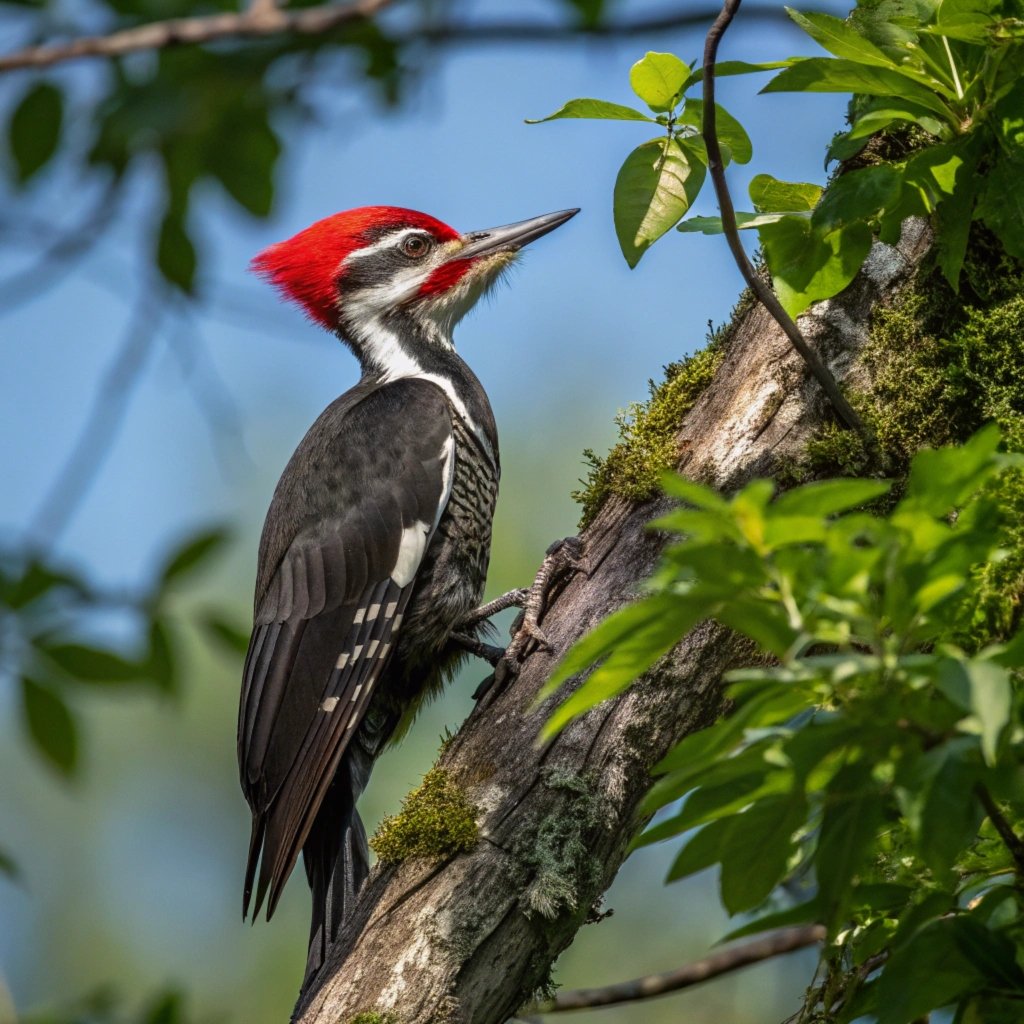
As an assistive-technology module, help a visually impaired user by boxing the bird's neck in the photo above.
[342,310,498,466]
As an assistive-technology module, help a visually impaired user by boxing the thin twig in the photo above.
[0,179,121,311]
[701,0,869,440]
[533,925,826,1012]
[31,289,165,540]
[163,309,255,477]
[0,4,798,73]
[977,783,1024,873]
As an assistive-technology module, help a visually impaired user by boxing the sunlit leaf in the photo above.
[629,52,689,112]
[762,57,957,117]
[613,136,705,267]
[677,99,753,164]
[525,98,657,124]
[748,174,822,213]
[772,478,891,516]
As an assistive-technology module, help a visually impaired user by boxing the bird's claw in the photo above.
[458,537,585,701]
[487,536,586,697]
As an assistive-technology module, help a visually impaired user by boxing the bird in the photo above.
[237,204,578,990]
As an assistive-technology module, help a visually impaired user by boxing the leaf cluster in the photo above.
[688,1,1024,316]
[533,0,1024,318]
[2,9,402,293]
[0,526,244,788]
[528,52,757,267]
[542,426,1024,1022]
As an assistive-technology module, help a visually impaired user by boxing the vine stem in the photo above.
[701,0,871,442]
[977,783,1024,873]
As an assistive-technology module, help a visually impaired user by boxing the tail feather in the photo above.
[300,717,383,993]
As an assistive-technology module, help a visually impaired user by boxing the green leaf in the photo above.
[147,619,176,693]
[749,174,822,213]
[772,478,891,517]
[613,136,706,268]
[157,210,197,293]
[676,99,753,164]
[936,658,1012,764]
[629,52,689,112]
[786,8,903,69]
[146,991,184,1024]
[202,613,251,655]
[811,165,903,232]
[666,814,732,882]
[719,897,820,941]
[659,473,730,511]
[21,677,78,777]
[901,422,1001,512]
[0,847,19,880]
[758,217,873,318]
[525,98,657,124]
[541,592,702,739]
[762,58,956,119]
[877,918,991,1024]
[636,772,770,847]
[899,739,983,875]
[719,791,807,913]
[207,114,279,217]
[928,0,1003,43]
[160,527,228,585]
[7,81,63,185]
[40,642,146,686]
[976,149,1024,263]
[815,762,884,930]
[682,60,796,91]
[677,211,801,234]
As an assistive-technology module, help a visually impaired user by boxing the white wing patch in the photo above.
[391,521,431,587]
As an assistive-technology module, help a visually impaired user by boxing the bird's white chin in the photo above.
[416,251,518,343]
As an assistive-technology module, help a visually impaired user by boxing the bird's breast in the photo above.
[398,412,499,659]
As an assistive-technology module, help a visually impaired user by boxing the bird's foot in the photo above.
[474,537,586,701]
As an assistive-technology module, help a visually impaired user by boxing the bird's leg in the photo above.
[459,587,529,630]
[449,631,505,666]
[474,537,586,700]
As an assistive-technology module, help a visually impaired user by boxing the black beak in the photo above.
[458,208,580,259]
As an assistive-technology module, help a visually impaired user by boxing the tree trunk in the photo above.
[293,219,932,1024]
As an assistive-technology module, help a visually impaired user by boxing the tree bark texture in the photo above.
[294,219,933,1024]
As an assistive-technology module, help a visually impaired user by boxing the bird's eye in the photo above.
[400,234,431,259]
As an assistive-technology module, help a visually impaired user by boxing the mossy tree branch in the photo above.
[292,219,933,1024]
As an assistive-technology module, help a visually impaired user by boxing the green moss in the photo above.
[573,319,732,529]
[347,1014,401,1024]
[370,767,478,864]
[789,228,1024,642]
[516,768,607,920]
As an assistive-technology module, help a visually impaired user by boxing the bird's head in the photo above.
[252,205,578,374]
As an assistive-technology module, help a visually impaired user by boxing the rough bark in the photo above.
[294,219,933,1024]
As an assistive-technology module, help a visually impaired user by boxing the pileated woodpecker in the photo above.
[238,205,578,987]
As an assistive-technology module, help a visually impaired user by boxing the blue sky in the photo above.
[0,2,847,1020]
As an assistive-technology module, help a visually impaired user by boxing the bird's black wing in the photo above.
[238,377,454,921]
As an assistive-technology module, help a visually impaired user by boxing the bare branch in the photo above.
[0,0,394,73]
[533,926,826,1013]
[31,289,165,541]
[701,0,870,442]
[0,3,799,74]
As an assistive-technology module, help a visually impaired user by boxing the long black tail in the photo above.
[300,709,390,992]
